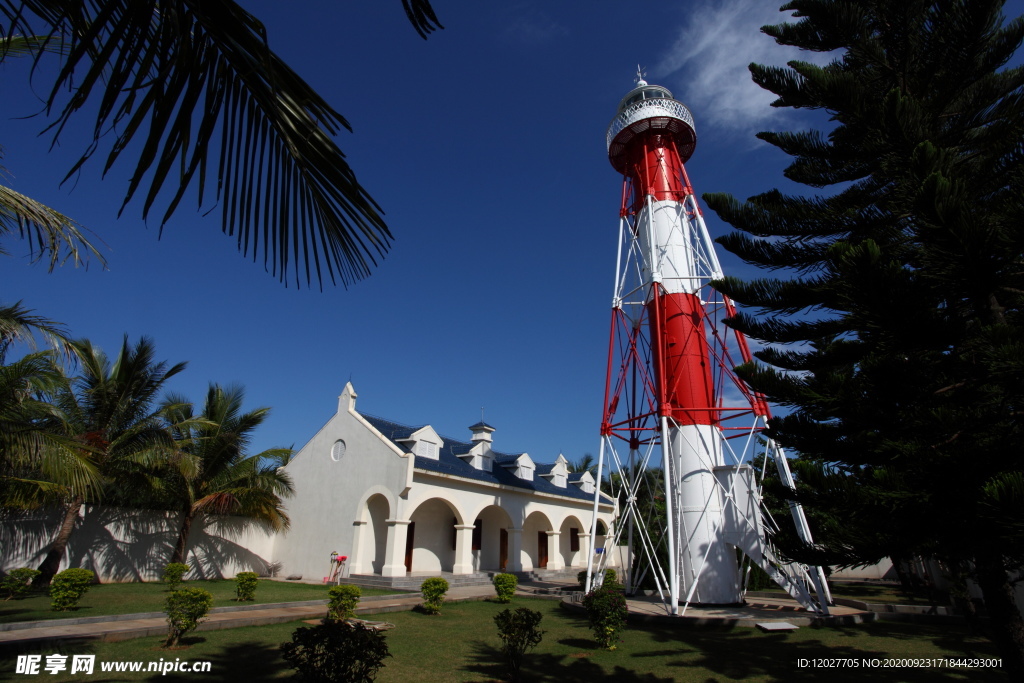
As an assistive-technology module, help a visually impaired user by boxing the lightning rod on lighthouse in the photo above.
[585,72,832,616]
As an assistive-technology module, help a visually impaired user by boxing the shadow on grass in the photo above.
[463,640,676,682]
[832,582,946,605]
[638,622,1007,682]
[160,640,290,682]
[0,607,34,620]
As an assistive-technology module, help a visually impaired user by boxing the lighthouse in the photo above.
[586,73,832,615]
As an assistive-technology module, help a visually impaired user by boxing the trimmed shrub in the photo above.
[49,568,94,612]
[492,573,517,603]
[327,584,362,621]
[164,587,214,648]
[235,572,259,601]
[582,585,627,650]
[162,562,189,590]
[419,577,449,615]
[281,621,391,683]
[577,568,619,591]
[494,607,544,682]
[2,568,40,600]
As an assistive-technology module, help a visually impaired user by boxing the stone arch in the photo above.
[472,505,515,572]
[522,510,553,571]
[347,486,395,576]
[558,514,586,568]
[354,493,390,575]
[406,497,463,573]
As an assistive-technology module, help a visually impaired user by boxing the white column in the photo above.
[381,519,411,578]
[545,531,564,570]
[351,519,368,574]
[578,532,591,568]
[507,528,523,572]
[452,524,475,574]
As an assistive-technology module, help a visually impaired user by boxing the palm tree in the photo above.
[0,302,102,510]
[0,1,443,287]
[0,352,102,511]
[160,383,293,565]
[567,453,597,476]
[33,336,186,584]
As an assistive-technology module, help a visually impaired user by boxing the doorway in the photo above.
[499,528,508,570]
[404,522,416,572]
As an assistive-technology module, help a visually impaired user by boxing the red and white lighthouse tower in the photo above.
[585,73,832,615]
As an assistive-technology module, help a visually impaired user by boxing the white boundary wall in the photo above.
[1,505,276,582]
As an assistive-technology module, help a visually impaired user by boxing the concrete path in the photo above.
[0,585,501,649]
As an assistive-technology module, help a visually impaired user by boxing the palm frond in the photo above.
[1,0,443,288]
[0,183,106,271]
[0,33,65,57]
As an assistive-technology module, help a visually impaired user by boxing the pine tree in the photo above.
[703,0,1024,672]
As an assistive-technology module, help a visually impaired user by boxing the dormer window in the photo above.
[539,454,570,488]
[516,461,535,481]
[414,441,438,459]
[497,453,536,481]
[571,471,596,494]
[397,425,444,461]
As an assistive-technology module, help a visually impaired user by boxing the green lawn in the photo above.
[0,580,399,624]
[1,597,1009,682]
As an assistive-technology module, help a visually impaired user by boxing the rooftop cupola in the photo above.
[469,421,495,444]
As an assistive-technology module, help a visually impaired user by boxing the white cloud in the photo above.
[500,4,569,45]
[655,0,833,136]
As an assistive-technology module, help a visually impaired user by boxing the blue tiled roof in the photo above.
[360,413,609,505]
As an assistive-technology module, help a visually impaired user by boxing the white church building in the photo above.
[271,384,618,585]
[1,384,618,585]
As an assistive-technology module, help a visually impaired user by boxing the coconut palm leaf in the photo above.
[0,33,64,57]
[0,35,104,270]
[0,351,103,509]
[1,170,106,271]
[1,0,443,288]
[0,301,72,362]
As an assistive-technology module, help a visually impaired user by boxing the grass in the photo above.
[0,597,1009,682]
[0,580,399,624]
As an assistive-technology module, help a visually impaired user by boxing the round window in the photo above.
[330,440,346,462]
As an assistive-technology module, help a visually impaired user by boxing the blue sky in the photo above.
[2,0,1021,463]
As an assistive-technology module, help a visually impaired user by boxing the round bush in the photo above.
[235,571,259,601]
[494,607,544,681]
[162,562,190,590]
[49,568,94,612]
[492,573,518,603]
[582,585,627,650]
[327,584,362,621]
[2,568,40,600]
[281,621,391,682]
[164,587,214,648]
[419,577,449,615]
